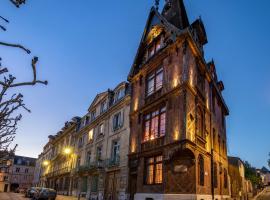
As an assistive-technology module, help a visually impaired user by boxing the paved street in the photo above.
[0,192,86,200]
[0,192,29,200]
[257,187,270,200]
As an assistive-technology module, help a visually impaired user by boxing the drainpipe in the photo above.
[210,83,214,200]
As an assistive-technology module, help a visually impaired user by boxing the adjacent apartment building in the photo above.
[35,82,130,200]
[0,155,36,192]
[127,0,230,199]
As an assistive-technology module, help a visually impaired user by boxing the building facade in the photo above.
[128,1,230,200]
[9,156,36,191]
[35,82,131,200]
[72,82,130,200]
[228,157,253,200]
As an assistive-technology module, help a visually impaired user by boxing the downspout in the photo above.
[210,82,214,200]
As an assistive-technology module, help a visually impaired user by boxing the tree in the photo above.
[0,0,47,162]
[244,161,262,188]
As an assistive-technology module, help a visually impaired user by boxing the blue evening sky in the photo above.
[1,1,269,168]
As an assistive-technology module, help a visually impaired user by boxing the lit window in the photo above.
[89,129,94,141]
[143,106,166,142]
[145,155,163,185]
[147,67,164,96]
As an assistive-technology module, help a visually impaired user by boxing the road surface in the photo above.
[257,187,270,200]
[0,192,86,200]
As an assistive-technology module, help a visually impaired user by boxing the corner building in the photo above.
[128,1,230,200]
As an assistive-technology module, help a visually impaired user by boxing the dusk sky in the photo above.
[1,0,269,168]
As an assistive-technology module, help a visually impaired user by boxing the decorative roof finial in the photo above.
[155,0,160,10]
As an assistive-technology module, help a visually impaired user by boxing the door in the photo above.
[4,184,8,192]
[105,172,120,200]
[129,175,137,200]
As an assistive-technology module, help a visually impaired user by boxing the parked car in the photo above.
[25,187,40,198]
[32,187,57,200]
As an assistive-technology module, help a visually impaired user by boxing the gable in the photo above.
[88,92,108,111]
[128,7,179,80]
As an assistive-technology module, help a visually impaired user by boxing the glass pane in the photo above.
[155,163,163,184]
[156,70,163,91]
[147,164,154,184]
[144,120,150,142]
[151,116,159,139]
[160,113,166,137]
[147,77,155,96]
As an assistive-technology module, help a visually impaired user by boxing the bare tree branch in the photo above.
[0,41,31,54]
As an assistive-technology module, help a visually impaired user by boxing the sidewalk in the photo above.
[56,195,86,200]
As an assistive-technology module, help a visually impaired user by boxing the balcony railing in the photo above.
[105,155,120,168]
[141,137,164,151]
[46,167,71,178]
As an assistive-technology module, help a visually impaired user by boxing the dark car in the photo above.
[25,187,40,198]
[33,187,57,200]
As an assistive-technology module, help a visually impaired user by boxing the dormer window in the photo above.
[91,110,96,121]
[147,67,164,96]
[147,36,163,59]
[114,88,125,103]
[100,100,107,113]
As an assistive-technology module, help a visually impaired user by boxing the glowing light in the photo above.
[174,127,180,141]
[134,98,138,112]
[150,135,155,140]
[42,160,50,167]
[131,139,136,153]
[63,147,72,155]
[189,68,194,87]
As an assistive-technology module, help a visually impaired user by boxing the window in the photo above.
[78,137,84,148]
[91,176,99,192]
[224,168,228,189]
[100,101,107,113]
[147,36,163,59]
[91,110,96,121]
[143,106,166,142]
[114,88,125,103]
[25,168,29,173]
[213,162,218,188]
[85,116,90,125]
[15,168,20,173]
[197,108,204,137]
[113,112,122,130]
[76,157,81,168]
[147,67,164,96]
[112,141,120,161]
[145,155,163,185]
[99,124,104,135]
[86,152,91,165]
[88,129,94,141]
[96,147,102,161]
[198,155,204,186]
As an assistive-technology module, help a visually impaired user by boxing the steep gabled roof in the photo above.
[128,7,181,80]
[162,0,190,30]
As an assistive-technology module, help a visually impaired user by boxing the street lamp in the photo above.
[63,147,72,155]
[42,160,49,167]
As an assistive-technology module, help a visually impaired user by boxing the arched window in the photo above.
[197,108,204,137]
[198,155,204,186]
[224,168,228,189]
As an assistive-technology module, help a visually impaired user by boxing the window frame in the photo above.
[143,106,166,143]
[145,155,163,185]
[146,67,164,97]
